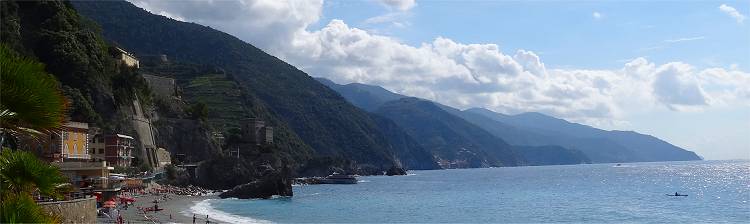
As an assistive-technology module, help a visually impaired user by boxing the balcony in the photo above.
[62,153,91,160]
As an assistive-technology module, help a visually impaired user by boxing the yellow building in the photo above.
[114,47,139,68]
[22,122,90,162]
[60,122,90,161]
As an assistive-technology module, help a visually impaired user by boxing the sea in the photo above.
[189,160,749,223]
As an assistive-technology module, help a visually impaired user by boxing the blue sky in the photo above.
[320,0,750,160]
[132,0,749,160]
[321,0,749,71]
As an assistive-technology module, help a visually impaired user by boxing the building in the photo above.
[21,122,91,162]
[113,47,139,68]
[142,74,177,98]
[88,128,106,162]
[241,118,273,145]
[53,161,114,191]
[104,134,135,167]
[226,118,274,157]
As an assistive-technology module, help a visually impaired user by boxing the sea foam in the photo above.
[187,199,272,224]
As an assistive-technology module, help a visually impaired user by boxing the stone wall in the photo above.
[142,74,176,98]
[38,197,96,224]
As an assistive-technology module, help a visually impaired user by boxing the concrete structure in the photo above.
[154,147,172,167]
[130,94,165,168]
[114,47,139,68]
[142,74,176,98]
[39,197,97,224]
[105,134,134,167]
[53,161,114,190]
[22,122,90,162]
[225,118,274,157]
[241,118,273,145]
[88,128,106,162]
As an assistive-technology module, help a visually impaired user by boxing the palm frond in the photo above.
[0,150,68,197]
[0,45,67,136]
[0,192,60,223]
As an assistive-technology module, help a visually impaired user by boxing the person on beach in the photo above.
[206,214,210,224]
[193,214,196,223]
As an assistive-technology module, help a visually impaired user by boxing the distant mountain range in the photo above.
[67,0,698,176]
[317,77,701,164]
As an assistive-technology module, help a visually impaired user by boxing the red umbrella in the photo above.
[103,200,116,208]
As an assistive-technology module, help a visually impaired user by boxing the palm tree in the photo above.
[0,150,68,197]
[0,44,68,223]
[0,150,65,223]
[0,44,67,147]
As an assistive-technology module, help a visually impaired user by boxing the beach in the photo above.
[99,192,222,223]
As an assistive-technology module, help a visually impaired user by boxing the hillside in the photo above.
[465,108,701,162]
[72,0,422,172]
[321,79,700,163]
[375,98,522,168]
[0,0,166,168]
[317,77,405,111]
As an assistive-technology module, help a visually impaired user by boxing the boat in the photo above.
[666,193,688,197]
[319,173,358,184]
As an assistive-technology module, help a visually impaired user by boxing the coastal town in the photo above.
[4,46,275,223]
[4,1,742,223]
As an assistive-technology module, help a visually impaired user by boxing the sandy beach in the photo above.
[99,193,222,224]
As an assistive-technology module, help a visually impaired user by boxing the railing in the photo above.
[34,192,91,203]
[62,153,91,160]
[53,161,108,169]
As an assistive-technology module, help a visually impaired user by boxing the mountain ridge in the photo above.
[319,79,701,163]
[71,0,435,174]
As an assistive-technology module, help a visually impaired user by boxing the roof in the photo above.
[116,134,134,139]
[64,122,89,130]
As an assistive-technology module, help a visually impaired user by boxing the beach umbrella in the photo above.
[103,200,116,208]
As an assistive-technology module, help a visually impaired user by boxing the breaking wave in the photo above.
[187,199,272,224]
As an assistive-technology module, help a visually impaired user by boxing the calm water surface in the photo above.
[191,160,749,223]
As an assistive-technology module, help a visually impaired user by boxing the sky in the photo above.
[129,0,750,160]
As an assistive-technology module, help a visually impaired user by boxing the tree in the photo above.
[0,150,67,223]
[0,44,68,223]
[0,45,67,145]
[189,102,209,121]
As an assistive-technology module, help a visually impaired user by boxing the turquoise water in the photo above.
[191,160,749,223]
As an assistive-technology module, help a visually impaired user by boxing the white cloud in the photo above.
[127,0,750,126]
[593,11,602,19]
[378,0,417,11]
[652,63,709,109]
[664,36,705,43]
[719,4,745,24]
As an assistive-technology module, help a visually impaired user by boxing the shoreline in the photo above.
[108,193,223,223]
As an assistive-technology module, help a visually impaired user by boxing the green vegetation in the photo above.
[0,43,68,223]
[181,73,245,125]
[0,0,151,131]
[72,1,404,172]
[0,45,67,139]
[375,98,522,167]
[0,150,68,223]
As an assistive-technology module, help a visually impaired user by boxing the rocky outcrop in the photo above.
[152,118,221,163]
[219,171,293,199]
[386,166,407,176]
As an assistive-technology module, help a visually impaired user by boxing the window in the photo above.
[99,149,104,154]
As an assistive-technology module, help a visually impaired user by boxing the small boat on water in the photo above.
[667,192,688,197]
[320,173,358,184]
